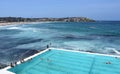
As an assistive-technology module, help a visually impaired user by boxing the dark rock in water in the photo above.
[0,63,7,69]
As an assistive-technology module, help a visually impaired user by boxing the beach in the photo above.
[0,22,44,26]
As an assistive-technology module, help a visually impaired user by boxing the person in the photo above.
[105,61,111,64]
[10,63,14,67]
[59,52,62,54]
[40,58,43,60]
[20,59,24,63]
[115,57,120,59]
[50,43,52,46]
[15,62,17,65]
[21,58,25,62]
[30,58,32,60]
[49,49,51,51]
[47,58,51,62]
[47,45,49,48]
[20,60,23,63]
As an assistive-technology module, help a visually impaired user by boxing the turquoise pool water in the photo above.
[8,49,120,74]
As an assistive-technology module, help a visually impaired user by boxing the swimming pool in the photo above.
[8,49,120,74]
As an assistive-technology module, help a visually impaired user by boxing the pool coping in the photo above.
[1,47,120,74]
[52,48,120,58]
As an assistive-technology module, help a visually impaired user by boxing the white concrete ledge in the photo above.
[51,47,120,58]
[0,70,15,74]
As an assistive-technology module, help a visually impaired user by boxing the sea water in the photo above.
[0,22,120,65]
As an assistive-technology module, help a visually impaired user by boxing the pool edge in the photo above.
[1,47,120,74]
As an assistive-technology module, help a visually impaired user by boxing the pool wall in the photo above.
[1,48,50,74]
[1,47,120,74]
[51,48,120,58]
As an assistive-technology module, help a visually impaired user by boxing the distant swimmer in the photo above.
[30,58,32,60]
[59,52,62,54]
[47,58,51,62]
[105,61,111,64]
[40,58,44,60]
[115,57,120,59]
[49,49,51,51]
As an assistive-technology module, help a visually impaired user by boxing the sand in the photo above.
[0,22,44,26]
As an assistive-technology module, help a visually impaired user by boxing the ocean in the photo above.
[0,22,120,66]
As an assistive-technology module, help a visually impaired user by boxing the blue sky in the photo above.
[0,0,120,20]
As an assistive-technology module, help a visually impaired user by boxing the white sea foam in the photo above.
[7,27,20,30]
[7,27,37,31]
[89,26,97,29]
